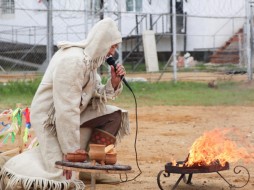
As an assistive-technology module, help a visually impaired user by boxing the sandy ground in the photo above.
[92,105,254,190]
[2,106,253,190]
[0,71,249,83]
[1,72,254,190]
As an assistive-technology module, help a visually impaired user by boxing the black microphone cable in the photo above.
[106,56,142,183]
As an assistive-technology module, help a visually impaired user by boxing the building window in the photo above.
[176,0,183,14]
[136,0,142,12]
[126,0,142,12]
[89,0,102,14]
[2,0,15,14]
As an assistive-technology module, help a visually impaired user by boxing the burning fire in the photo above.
[183,128,252,167]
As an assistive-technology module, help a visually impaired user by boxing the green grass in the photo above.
[114,80,254,107]
[0,78,41,109]
[1,77,254,110]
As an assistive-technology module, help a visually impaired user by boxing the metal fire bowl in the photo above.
[165,161,229,174]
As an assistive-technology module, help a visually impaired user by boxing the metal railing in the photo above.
[0,10,249,77]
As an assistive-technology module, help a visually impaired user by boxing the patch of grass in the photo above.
[113,81,254,107]
[1,77,254,110]
[0,78,41,109]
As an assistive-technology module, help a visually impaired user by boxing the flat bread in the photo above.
[105,144,114,153]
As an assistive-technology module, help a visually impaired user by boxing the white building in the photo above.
[0,0,248,70]
[184,0,245,51]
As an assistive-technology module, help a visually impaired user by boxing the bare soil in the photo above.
[109,72,254,190]
[1,72,254,190]
[0,71,249,83]
[3,106,253,190]
[104,105,254,190]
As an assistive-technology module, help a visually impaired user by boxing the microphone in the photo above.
[106,56,130,89]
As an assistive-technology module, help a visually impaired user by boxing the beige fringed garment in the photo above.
[0,18,130,190]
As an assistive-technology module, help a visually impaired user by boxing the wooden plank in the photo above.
[55,164,134,174]
[55,161,132,170]
[0,114,12,124]
[0,129,15,136]
[0,148,20,156]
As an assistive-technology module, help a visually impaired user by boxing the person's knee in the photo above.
[112,110,122,125]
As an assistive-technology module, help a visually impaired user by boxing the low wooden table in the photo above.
[55,161,133,190]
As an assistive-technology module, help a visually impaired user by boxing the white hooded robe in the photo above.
[0,18,129,190]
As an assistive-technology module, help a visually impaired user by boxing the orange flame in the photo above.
[184,128,252,167]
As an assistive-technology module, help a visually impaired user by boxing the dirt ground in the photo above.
[2,106,253,190]
[1,72,254,190]
[95,71,254,190]
[0,70,249,83]
[91,105,253,190]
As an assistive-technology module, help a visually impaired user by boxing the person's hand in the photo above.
[63,149,86,179]
[111,64,126,90]
[74,149,86,154]
[63,154,72,180]
[63,168,72,180]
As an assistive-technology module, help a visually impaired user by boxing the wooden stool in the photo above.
[55,161,133,190]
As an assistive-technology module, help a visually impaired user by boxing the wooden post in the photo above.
[16,103,24,153]
[91,173,96,190]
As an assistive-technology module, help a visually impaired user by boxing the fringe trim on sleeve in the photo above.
[92,90,107,114]
[0,167,85,190]
[43,103,57,136]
